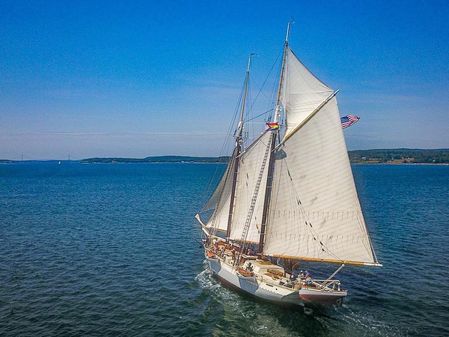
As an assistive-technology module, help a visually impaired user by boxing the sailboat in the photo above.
[195,22,381,309]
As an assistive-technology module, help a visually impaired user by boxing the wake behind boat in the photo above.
[195,22,381,311]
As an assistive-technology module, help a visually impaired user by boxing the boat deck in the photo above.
[207,243,347,299]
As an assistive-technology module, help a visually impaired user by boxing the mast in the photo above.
[226,53,254,238]
[258,22,292,253]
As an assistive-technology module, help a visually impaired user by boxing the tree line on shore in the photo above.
[78,148,449,164]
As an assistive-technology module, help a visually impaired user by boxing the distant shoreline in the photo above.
[2,148,449,165]
[351,162,449,166]
[2,160,449,165]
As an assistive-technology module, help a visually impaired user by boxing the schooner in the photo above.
[195,22,381,309]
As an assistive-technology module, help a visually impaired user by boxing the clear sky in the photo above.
[1,0,448,159]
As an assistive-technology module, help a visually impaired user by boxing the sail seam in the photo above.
[283,158,344,262]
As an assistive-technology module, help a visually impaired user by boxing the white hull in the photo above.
[206,257,304,306]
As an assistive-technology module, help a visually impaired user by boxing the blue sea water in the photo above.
[1,162,448,336]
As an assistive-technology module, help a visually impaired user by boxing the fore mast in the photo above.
[225,53,255,239]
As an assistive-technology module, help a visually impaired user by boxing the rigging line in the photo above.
[248,51,282,113]
[202,79,243,192]
[267,58,281,121]
[236,130,268,159]
[197,81,245,214]
[344,178,375,259]
[204,66,252,229]
[246,75,253,147]
[244,108,274,123]
[349,197,378,262]
[236,136,272,264]
[355,212,375,260]
[282,158,343,262]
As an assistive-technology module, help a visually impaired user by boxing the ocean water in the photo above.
[1,162,448,337]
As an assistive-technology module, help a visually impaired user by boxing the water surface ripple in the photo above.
[1,162,448,336]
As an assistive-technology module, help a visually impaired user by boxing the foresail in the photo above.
[282,48,333,134]
[203,161,231,212]
[205,156,236,232]
[263,97,377,265]
[229,132,271,242]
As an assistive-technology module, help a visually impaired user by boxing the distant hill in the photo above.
[349,148,449,164]
[3,150,449,164]
[80,149,449,164]
[81,155,230,164]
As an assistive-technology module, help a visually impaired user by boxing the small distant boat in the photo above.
[195,22,381,311]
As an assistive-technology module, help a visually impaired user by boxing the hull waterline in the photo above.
[206,257,304,306]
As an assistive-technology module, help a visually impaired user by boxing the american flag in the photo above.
[340,114,360,129]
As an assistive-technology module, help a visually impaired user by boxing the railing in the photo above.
[306,279,342,292]
[205,246,344,293]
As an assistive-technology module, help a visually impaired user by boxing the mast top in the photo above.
[246,53,256,73]
[273,21,294,123]
[285,20,294,45]
[236,53,254,140]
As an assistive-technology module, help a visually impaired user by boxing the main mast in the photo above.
[258,22,292,252]
[226,54,254,238]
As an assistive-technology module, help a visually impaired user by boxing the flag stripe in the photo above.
[341,114,360,129]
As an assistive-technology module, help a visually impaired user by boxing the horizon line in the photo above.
[2,147,449,161]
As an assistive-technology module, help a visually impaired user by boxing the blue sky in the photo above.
[1,0,448,159]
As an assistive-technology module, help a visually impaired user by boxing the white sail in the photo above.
[229,132,271,243]
[282,48,333,134]
[203,160,231,212]
[205,157,236,232]
[263,95,377,265]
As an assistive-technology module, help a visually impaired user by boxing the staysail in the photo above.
[262,49,378,265]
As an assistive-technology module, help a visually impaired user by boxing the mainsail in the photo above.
[229,132,271,242]
[262,49,378,265]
